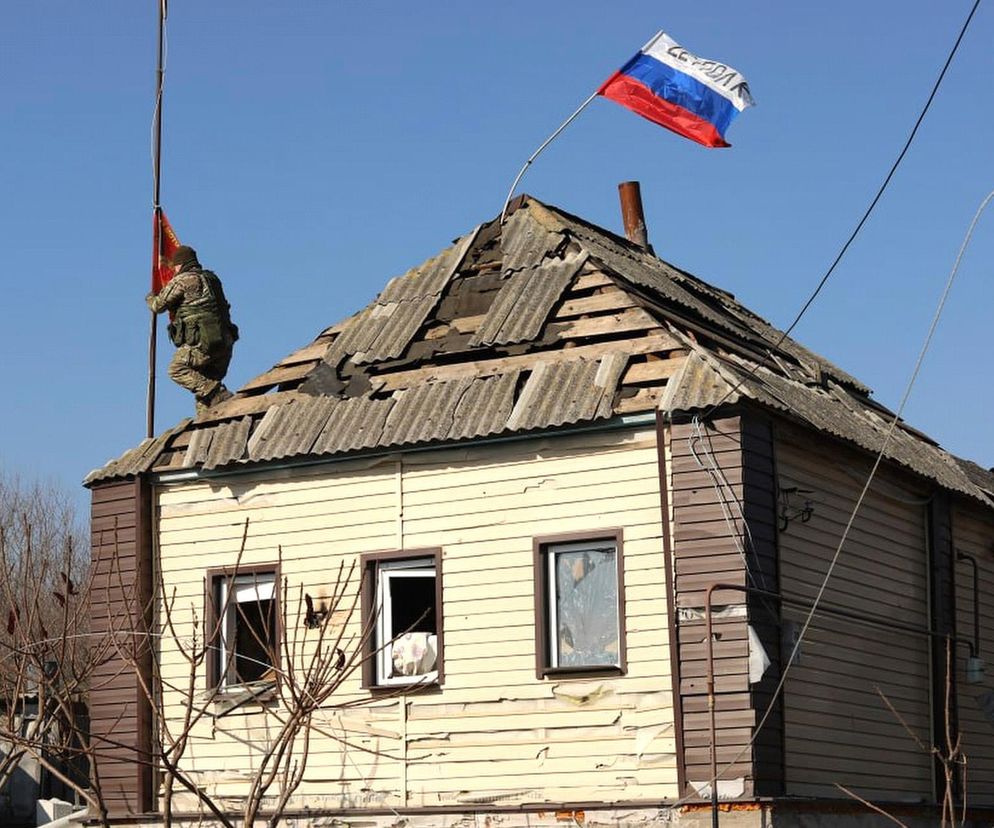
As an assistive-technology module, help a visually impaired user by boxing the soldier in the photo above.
[146,245,239,414]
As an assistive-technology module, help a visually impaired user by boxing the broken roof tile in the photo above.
[470,251,587,347]
[660,350,740,415]
[506,355,626,433]
[499,206,563,273]
[83,419,190,485]
[247,397,335,462]
[202,417,252,470]
[182,427,214,470]
[450,372,519,441]
[330,226,481,366]
[310,396,395,456]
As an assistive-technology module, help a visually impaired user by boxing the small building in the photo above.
[86,195,994,826]
[0,694,88,827]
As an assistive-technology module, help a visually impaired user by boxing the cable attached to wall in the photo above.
[688,417,768,593]
[677,185,994,808]
[698,0,983,422]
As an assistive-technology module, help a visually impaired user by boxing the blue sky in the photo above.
[2,1,992,509]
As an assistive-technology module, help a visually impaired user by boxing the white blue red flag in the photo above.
[598,31,754,148]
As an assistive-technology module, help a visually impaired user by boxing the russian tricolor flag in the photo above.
[599,31,754,148]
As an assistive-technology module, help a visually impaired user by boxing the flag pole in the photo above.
[499,89,599,224]
[147,0,167,439]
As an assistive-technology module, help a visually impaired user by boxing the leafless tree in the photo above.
[0,470,110,823]
[101,518,389,828]
[836,639,968,828]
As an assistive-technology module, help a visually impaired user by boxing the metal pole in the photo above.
[702,581,774,828]
[704,583,721,828]
[147,0,167,439]
[498,32,669,226]
[499,90,599,224]
[701,578,980,827]
[956,551,980,656]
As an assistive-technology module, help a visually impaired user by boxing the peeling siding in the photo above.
[775,424,933,801]
[952,505,994,804]
[154,427,676,811]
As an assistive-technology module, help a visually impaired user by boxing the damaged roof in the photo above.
[86,197,994,508]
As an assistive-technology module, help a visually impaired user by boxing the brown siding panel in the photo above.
[89,479,153,817]
[741,417,783,797]
[669,413,783,800]
[952,505,994,805]
[775,424,933,801]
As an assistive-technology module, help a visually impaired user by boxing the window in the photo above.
[208,567,279,689]
[361,550,442,688]
[534,532,626,676]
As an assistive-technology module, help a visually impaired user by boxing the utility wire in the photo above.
[679,186,994,807]
[700,0,983,421]
[689,419,772,598]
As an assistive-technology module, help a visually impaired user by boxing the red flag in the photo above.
[151,209,181,294]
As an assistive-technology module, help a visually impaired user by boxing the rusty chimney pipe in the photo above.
[618,181,652,252]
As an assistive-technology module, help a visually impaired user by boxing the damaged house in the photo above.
[86,192,994,826]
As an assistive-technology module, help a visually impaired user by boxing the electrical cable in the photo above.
[689,418,766,591]
[674,186,994,807]
[688,417,784,630]
[699,0,983,422]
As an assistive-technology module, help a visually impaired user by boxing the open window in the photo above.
[208,567,279,689]
[534,532,626,677]
[361,550,442,688]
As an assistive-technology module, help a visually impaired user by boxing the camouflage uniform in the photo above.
[146,265,239,413]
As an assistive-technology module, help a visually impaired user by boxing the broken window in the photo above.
[536,535,625,675]
[209,569,278,689]
[361,551,442,687]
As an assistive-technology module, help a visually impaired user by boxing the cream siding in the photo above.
[952,504,994,805]
[154,426,677,811]
[775,425,933,801]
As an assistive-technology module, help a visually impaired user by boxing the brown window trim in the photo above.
[360,548,444,692]
[205,562,281,692]
[533,529,627,680]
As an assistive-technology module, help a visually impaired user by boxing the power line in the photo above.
[701,0,983,421]
[678,186,994,807]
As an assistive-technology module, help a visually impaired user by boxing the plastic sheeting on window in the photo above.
[747,624,771,683]
[554,548,619,667]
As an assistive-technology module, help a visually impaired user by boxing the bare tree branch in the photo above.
[833,784,909,827]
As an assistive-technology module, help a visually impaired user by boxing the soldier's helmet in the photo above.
[169,245,200,269]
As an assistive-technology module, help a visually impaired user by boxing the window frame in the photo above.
[205,563,281,691]
[533,530,626,679]
[360,548,444,690]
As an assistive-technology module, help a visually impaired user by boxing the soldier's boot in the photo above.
[211,384,233,406]
[204,383,233,409]
[195,383,232,415]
